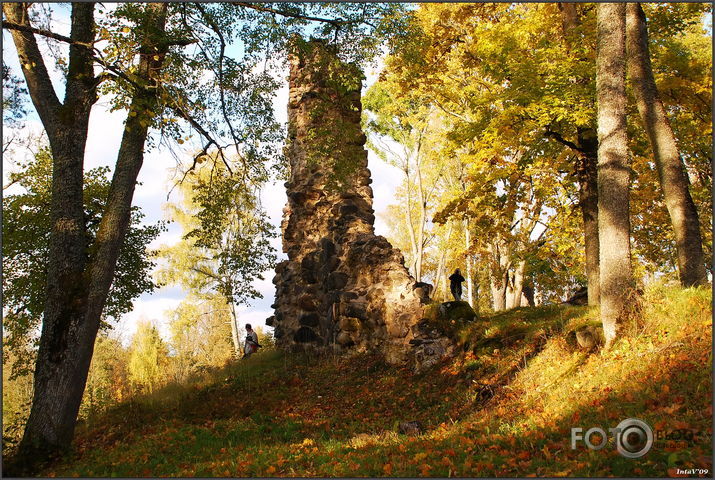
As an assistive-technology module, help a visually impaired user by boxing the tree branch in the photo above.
[2,19,92,48]
[2,5,62,129]
[544,128,585,154]
[232,2,356,27]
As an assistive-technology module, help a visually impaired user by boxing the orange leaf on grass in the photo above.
[516,450,531,460]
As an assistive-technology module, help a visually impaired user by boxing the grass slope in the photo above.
[41,285,712,477]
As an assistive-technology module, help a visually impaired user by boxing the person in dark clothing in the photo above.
[449,268,465,301]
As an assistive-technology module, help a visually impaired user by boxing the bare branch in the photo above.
[2,19,92,48]
[232,2,356,28]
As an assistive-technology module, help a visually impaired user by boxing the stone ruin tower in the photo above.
[269,39,427,364]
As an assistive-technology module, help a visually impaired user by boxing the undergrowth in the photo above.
[34,284,712,477]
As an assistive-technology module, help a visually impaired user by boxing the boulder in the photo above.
[412,282,433,304]
[421,301,478,336]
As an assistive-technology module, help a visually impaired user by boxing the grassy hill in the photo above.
[39,284,711,477]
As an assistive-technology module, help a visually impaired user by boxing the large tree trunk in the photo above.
[489,240,510,311]
[5,2,97,464]
[491,270,508,311]
[558,2,601,305]
[596,3,633,348]
[626,2,707,287]
[12,3,169,467]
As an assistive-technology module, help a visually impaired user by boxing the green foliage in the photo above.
[157,159,276,306]
[81,334,131,421]
[127,321,170,394]
[167,294,235,383]
[1,147,164,378]
[2,61,27,127]
[87,2,408,178]
[2,348,34,451]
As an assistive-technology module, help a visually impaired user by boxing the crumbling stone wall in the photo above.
[268,39,427,364]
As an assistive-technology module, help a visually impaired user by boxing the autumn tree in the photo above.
[626,2,708,287]
[377,3,601,308]
[80,334,130,420]
[596,3,634,347]
[156,159,275,357]
[166,294,234,384]
[127,320,169,394]
[363,81,441,282]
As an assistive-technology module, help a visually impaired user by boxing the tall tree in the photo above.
[127,320,169,394]
[363,81,438,281]
[2,147,161,379]
[555,2,600,305]
[596,3,634,348]
[156,159,276,358]
[166,295,234,383]
[625,2,708,287]
[3,3,402,465]
[3,3,175,463]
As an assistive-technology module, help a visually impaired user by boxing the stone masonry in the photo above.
[268,39,428,364]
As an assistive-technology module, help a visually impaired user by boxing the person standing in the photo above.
[449,268,465,301]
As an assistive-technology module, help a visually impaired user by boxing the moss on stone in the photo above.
[421,301,478,337]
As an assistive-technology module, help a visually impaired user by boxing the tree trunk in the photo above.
[508,260,526,309]
[403,165,419,279]
[464,217,474,306]
[558,2,601,305]
[597,2,633,348]
[6,2,97,466]
[433,220,453,297]
[489,240,510,311]
[577,128,601,305]
[415,158,426,282]
[491,270,508,311]
[626,2,707,287]
[473,265,480,315]
[13,3,169,467]
[229,300,241,357]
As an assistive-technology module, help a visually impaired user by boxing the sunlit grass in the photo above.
[42,284,712,477]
